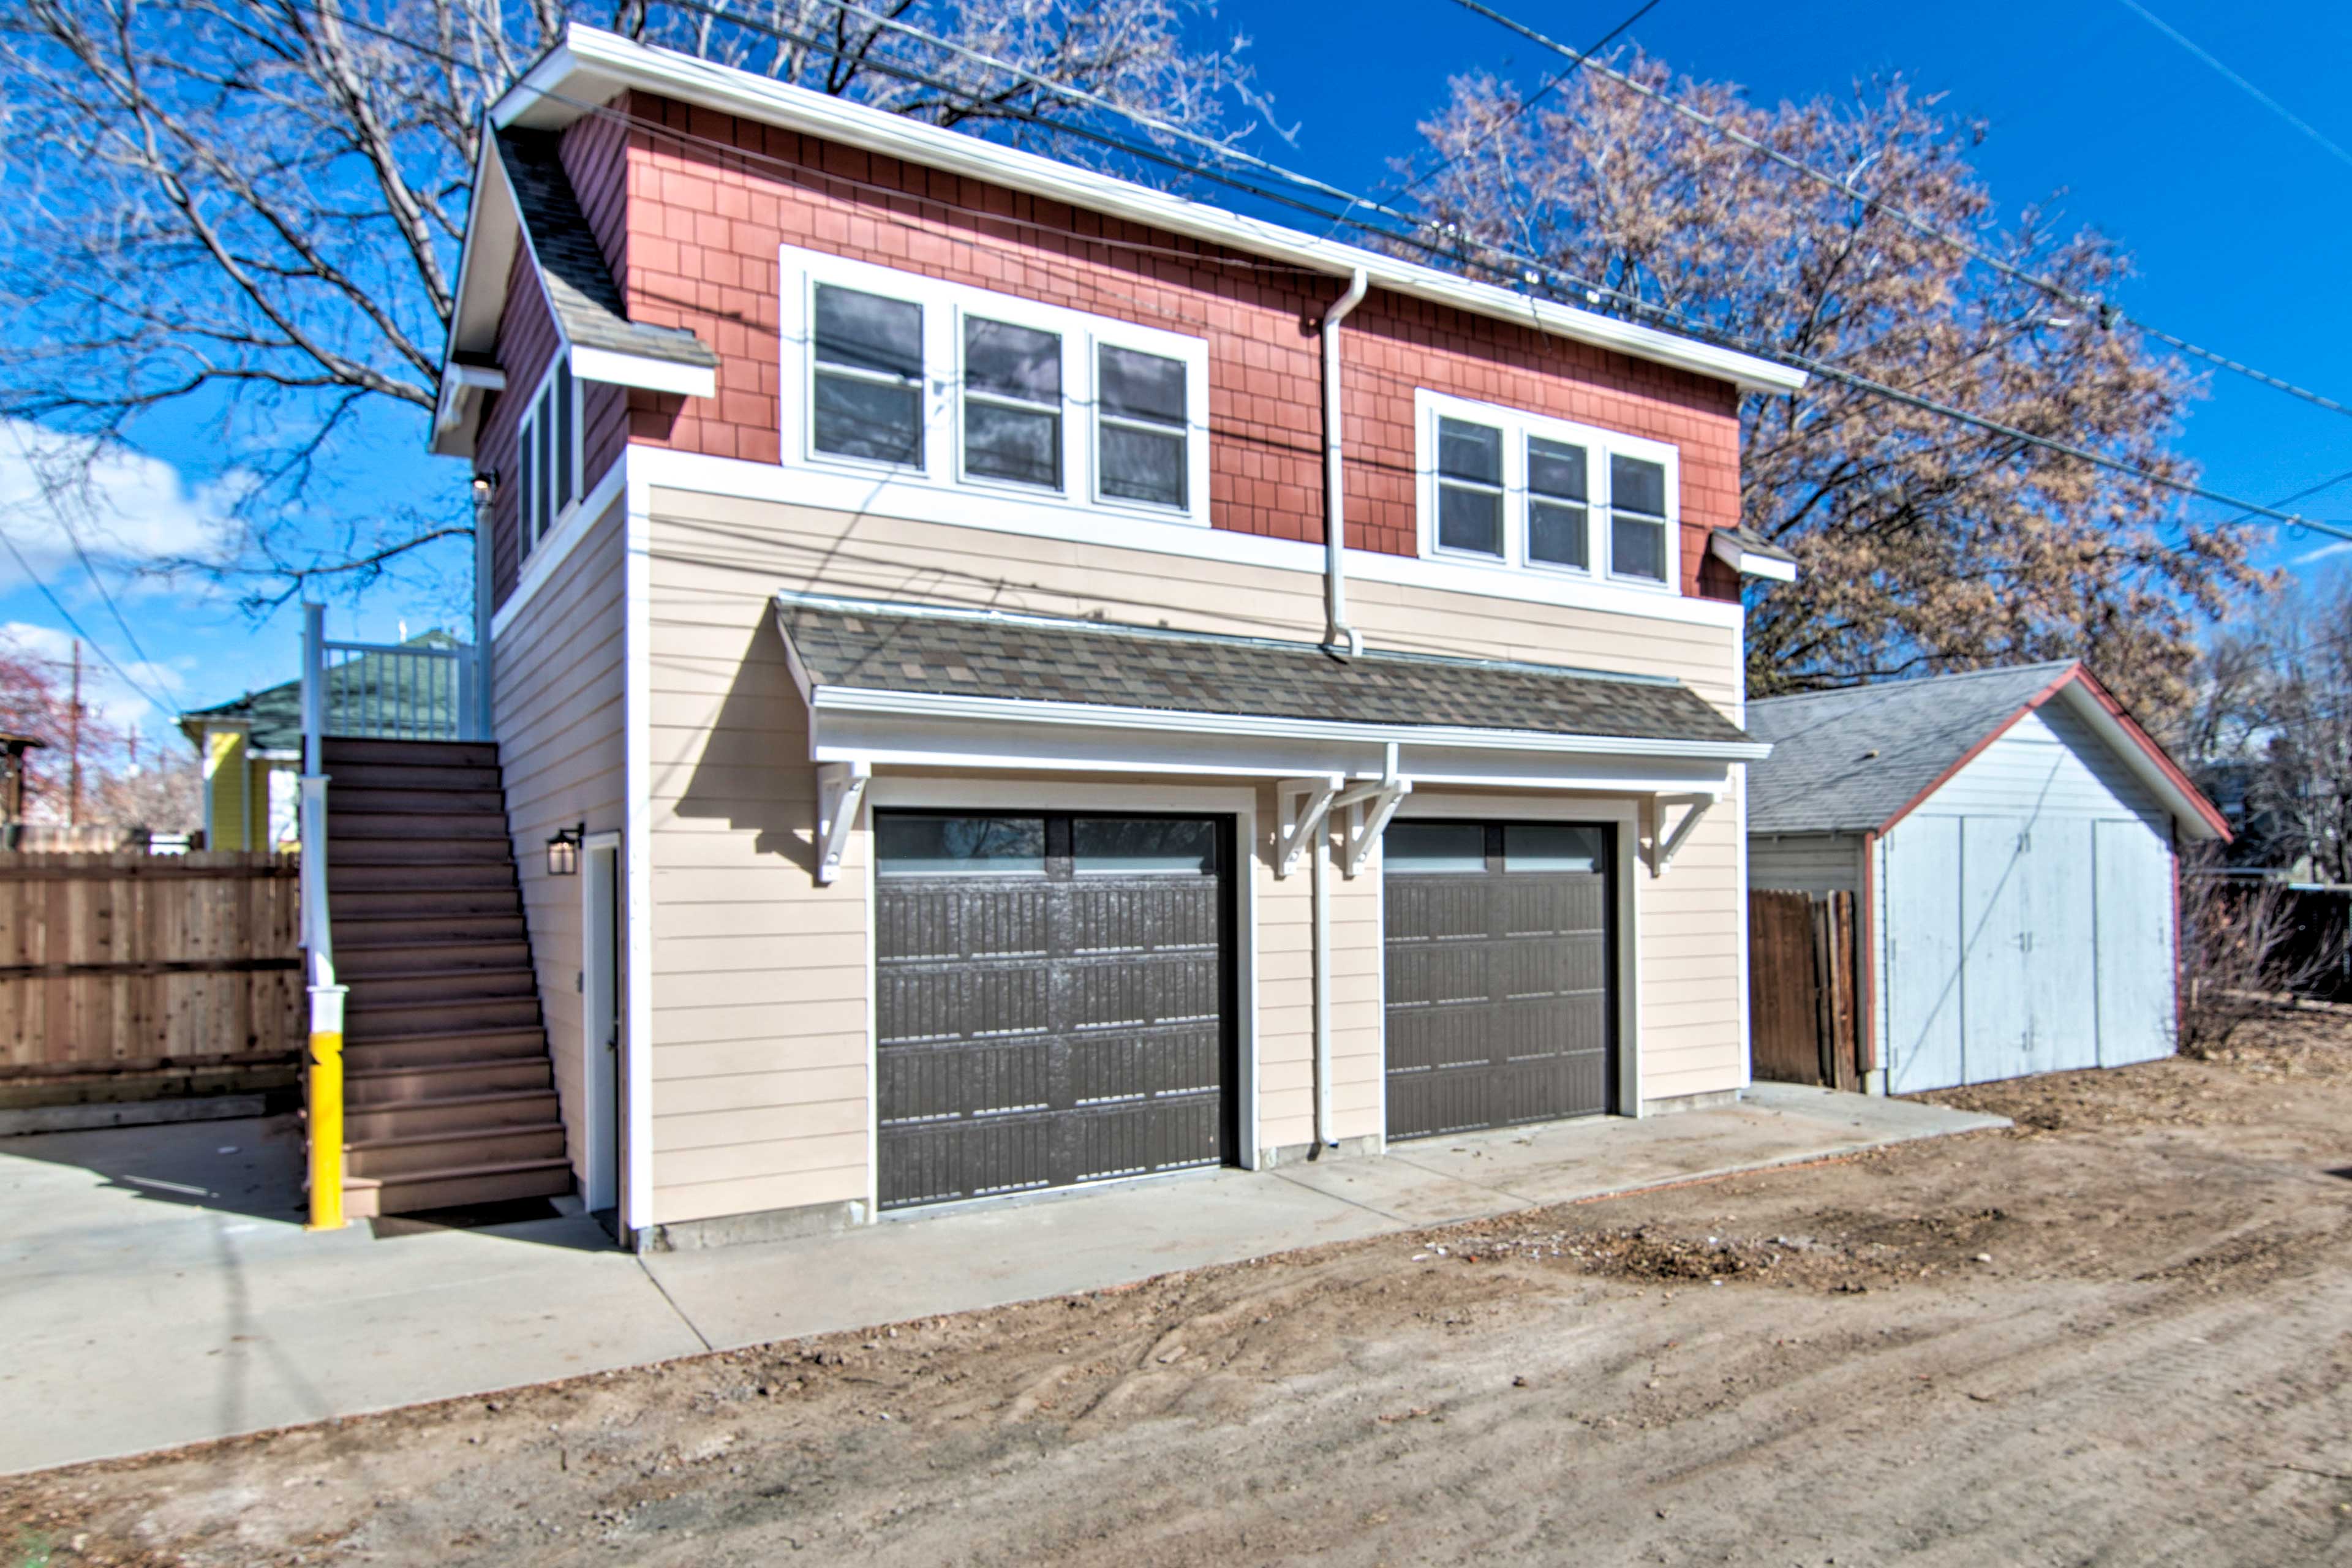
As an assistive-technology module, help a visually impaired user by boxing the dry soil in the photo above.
[7,1011,2352,1566]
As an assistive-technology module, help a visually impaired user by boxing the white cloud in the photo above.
[0,419,243,594]
[1,618,186,733]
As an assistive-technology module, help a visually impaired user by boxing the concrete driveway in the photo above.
[0,1084,2002,1475]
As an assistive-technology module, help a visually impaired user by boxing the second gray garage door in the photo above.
[1383,820,1615,1140]
[874,813,1236,1210]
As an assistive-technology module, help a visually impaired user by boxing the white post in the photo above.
[301,603,324,774]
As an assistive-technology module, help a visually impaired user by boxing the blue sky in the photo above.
[6,0,2346,752]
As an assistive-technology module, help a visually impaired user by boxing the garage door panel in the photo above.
[876,813,1234,1210]
[1384,820,1615,1140]
[2026,817,2099,1072]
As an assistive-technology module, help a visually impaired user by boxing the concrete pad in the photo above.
[0,1086,2003,1476]
[0,1117,704,1476]
[643,1164,1397,1351]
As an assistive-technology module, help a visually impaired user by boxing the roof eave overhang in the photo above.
[489,26,1809,400]
[432,132,526,458]
[797,682,1764,796]
[2043,674,2231,843]
[1708,530,1798,582]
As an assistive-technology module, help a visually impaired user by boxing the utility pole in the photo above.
[67,639,82,826]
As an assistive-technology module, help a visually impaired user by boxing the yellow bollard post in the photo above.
[306,984,348,1231]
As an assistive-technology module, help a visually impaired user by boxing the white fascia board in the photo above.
[431,134,525,456]
[494,27,1807,399]
[2048,682,2226,842]
[1708,530,1799,582]
[570,344,717,398]
[809,684,1770,763]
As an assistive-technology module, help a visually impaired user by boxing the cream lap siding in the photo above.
[639,487,1749,1224]
[1749,833,1864,896]
[493,495,628,1189]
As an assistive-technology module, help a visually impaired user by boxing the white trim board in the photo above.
[632,446,1746,632]
[492,28,1805,399]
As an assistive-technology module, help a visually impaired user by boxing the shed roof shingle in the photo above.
[496,130,719,371]
[777,595,1756,749]
[1743,662,2078,834]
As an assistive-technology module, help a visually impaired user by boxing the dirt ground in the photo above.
[9,1011,2352,1567]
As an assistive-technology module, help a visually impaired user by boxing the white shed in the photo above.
[1745,663,2230,1094]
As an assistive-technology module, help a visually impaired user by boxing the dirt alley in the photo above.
[8,1012,2352,1566]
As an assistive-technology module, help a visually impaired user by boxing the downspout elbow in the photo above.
[1321,268,1370,659]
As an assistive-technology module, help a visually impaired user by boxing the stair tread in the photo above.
[348,1057,546,1081]
[344,962,535,979]
[337,933,525,949]
[344,1155,571,1191]
[347,1120,564,1152]
[346,1021,544,1044]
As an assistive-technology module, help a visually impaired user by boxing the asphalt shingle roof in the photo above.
[776,595,1756,748]
[1744,662,2078,834]
[497,130,720,371]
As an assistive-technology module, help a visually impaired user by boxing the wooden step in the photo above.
[345,993,541,1041]
[336,937,532,978]
[328,859,518,891]
[347,1057,554,1105]
[329,811,510,842]
[330,839,513,868]
[343,1156,574,1219]
[345,966,537,1007]
[344,1090,563,1143]
[323,737,500,771]
[330,785,508,816]
[346,1026,549,1073]
[334,914,528,947]
[324,760,504,793]
[347,1123,567,1180]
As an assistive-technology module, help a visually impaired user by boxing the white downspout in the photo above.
[1311,814,1335,1153]
[1321,268,1370,658]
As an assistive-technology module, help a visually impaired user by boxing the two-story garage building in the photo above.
[386,24,1807,1245]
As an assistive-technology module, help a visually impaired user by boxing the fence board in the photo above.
[0,851,301,1078]
[1750,889,1863,1090]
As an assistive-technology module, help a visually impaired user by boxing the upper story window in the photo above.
[516,355,580,556]
[1416,390,1677,590]
[780,244,1210,528]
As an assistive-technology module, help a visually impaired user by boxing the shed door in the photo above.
[875,813,1235,1210]
[1383,820,1614,1140]
[2095,819,2177,1066]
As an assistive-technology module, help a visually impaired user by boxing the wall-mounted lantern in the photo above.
[546,823,584,877]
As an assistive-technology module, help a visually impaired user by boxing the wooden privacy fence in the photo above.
[0,851,302,1090]
[1749,889,1865,1091]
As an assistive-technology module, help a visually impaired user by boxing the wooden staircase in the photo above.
[323,737,573,1218]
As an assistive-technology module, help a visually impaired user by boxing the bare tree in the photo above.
[1406,57,2266,720]
[2175,846,2350,1056]
[2176,571,2352,881]
[0,0,1274,606]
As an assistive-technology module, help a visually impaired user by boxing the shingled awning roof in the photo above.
[775,594,1761,756]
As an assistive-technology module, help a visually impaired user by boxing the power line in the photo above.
[326,7,2352,548]
[0,424,164,672]
[1440,0,2352,422]
[0,527,173,712]
[1390,0,1662,203]
[2116,0,2352,175]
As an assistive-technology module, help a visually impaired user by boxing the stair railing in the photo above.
[300,603,347,1231]
[315,635,482,742]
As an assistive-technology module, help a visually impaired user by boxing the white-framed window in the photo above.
[516,355,582,556]
[779,244,1210,527]
[1416,389,1679,590]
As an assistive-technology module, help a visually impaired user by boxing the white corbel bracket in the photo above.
[1337,776,1411,879]
[815,759,872,885]
[1275,775,1343,879]
[1648,792,1716,876]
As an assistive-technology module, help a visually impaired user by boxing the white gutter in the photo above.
[1321,268,1369,658]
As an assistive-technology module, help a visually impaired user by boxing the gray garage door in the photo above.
[1383,820,1615,1140]
[875,812,1235,1210]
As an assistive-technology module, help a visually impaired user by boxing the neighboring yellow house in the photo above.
[176,684,302,853]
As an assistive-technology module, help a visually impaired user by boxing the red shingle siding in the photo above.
[497,89,1747,602]
[482,249,562,606]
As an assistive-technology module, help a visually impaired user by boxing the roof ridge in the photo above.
[1749,660,2078,706]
